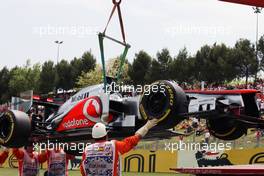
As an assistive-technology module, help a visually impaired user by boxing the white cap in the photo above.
[92,122,107,139]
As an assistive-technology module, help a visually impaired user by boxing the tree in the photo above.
[231,39,257,86]
[146,48,172,82]
[170,48,194,84]
[128,51,152,85]
[0,67,10,103]
[39,61,56,93]
[28,63,41,93]
[106,57,131,84]
[70,57,83,86]
[70,51,97,87]
[55,60,74,91]
[193,43,238,85]
[80,51,96,73]
[258,35,264,72]
[76,56,132,88]
[76,65,102,88]
[8,60,41,96]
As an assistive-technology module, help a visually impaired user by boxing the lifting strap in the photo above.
[98,0,131,90]
[104,0,126,44]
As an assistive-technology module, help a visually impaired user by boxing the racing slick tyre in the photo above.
[0,110,31,147]
[207,116,246,140]
[139,80,188,129]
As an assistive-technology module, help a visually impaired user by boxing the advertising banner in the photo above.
[1,147,263,173]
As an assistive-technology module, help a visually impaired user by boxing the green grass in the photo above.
[0,168,191,176]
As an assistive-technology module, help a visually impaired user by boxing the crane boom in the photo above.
[219,0,264,7]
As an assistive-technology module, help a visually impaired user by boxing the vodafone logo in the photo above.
[83,97,102,123]
[63,119,89,129]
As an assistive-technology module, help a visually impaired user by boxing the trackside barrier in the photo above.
[1,148,264,173]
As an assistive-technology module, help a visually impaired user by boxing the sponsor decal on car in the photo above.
[83,97,102,123]
[63,118,89,129]
[71,92,90,102]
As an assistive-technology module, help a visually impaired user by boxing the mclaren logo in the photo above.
[83,97,102,123]
[71,92,89,102]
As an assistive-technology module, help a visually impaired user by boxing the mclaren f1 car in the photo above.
[1,0,264,155]
[0,79,263,151]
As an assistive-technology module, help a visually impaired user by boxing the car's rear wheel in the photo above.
[207,116,246,140]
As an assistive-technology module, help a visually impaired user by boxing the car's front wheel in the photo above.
[0,110,31,147]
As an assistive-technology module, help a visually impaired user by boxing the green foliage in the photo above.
[146,48,172,82]
[193,43,237,84]
[0,67,10,103]
[76,65,102,88]
[71,51,96,86]
[39,61,56,94]
[231,39,257,84]
[70,57,83,84]
[80,51,96,73]
[0,37,263,103]
[128,51,152,85]
[55,59,74,91]
[106,57,131,83]
[170,48,194,84]
[8,60,41,96]
[77,57,131,88]
[258,35,264,71]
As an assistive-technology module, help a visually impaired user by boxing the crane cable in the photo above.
[98,0,130,90]
[103,0,126,44]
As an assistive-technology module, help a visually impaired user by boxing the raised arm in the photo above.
[116,118,158,155]
[115,135,141,155]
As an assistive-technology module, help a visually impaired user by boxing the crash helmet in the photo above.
[92,122,107,139]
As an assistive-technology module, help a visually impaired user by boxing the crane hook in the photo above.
[112,0,122,5]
